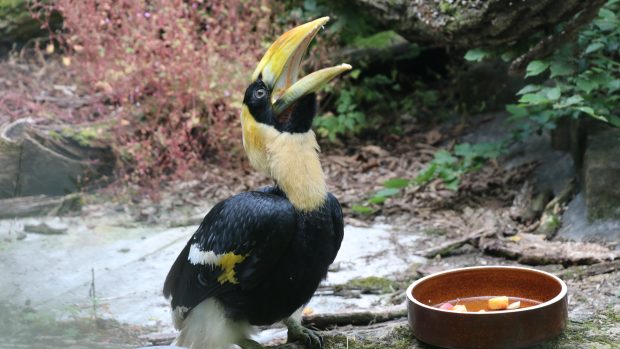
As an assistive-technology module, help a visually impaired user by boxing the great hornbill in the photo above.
[163,17,350,349]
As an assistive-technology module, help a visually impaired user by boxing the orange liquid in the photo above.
[436,296,541,312]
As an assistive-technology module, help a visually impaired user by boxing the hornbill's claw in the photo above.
[285,320,323,349]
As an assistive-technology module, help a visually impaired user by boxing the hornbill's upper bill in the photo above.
[163,17,348,349]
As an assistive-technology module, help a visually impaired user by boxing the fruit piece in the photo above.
[439,302,454,310]
[488,296,509,310]
[452,304,468,312]
[507,301,521,310]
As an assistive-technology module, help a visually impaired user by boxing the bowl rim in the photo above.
[406,265,568,315]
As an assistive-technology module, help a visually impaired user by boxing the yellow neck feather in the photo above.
[267,130,326,211]
[241,106,327,211]
[241,106,278,176]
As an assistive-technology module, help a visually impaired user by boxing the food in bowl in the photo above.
[436,296,540,312]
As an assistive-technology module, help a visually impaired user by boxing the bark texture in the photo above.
[353,0,606,48]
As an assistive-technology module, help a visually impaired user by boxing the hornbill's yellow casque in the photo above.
[163,17,350,349]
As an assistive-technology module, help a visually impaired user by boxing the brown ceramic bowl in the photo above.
[406,266,568,349]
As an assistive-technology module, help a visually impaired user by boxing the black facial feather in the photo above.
[279,93,317,134]
[243,80,275,126]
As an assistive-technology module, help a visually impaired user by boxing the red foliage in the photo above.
[34,0,270,184]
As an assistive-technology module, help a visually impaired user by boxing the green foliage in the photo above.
[353,141,504,212]
[413,142,504,190]
[463,48,491,62]
[314,71,435,141]
[351,30,407,49]
[284,0,380,44]
[314,85,367,142]
[508,1,620,129]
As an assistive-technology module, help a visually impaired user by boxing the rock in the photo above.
[23,222,67,235]
[556,193,620,244]
[0,119,115,199]
[583,128,620,221]
[462,112,575,196]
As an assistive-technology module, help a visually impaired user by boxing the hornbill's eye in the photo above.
[254,88,266,99]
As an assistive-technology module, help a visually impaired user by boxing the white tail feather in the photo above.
[174,299,254,349]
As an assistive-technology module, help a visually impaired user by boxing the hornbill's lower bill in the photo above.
[163,17,351,349]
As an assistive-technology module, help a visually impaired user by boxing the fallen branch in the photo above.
[0,194,82,218]
[418,229,494,258]
[481,233,619,266]
[555,260,620,280]
[302,305,407,329]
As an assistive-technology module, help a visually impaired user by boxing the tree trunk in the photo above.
[353,0,606,48]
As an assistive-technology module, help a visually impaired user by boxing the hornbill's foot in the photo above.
[239,338,265,349]
[284,318,323,349]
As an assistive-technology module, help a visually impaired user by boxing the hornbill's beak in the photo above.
[252,17,351,115]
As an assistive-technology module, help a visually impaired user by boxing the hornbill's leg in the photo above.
[283,309,323,349]
[239,338,265,349]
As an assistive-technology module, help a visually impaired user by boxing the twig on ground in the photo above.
[302,305,407,329]
[555,260,620,280]
[418,228,494,258]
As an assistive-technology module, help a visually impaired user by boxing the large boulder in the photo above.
[353,0,606,48]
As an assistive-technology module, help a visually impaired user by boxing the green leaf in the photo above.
[576,106,596,116]
[434,150,457,165]
[546,87,562,101]
[585,42,605,54]
[517,84,541,95]
[608,115,620,127]
[375,188,401,197]
[549,62,574,78]
[554,94,584,108]
[349,69,361,79]
[368,196,387,204]
[414,163,437,185]
[351,205,374,214]
[383,178,410,189]
[464,48,489,62]
[506,104,528,118]
[576,78,598,93]
[525,60,549,77]
[519,93,549,105]
[444,179,460,191]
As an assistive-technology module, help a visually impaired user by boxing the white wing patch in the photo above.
[188,244,221,265]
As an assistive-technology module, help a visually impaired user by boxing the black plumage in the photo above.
[164,186,343,326]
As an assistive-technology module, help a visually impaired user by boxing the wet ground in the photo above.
[0,212,425,343]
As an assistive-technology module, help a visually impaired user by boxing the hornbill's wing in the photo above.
[163,191,296,318]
